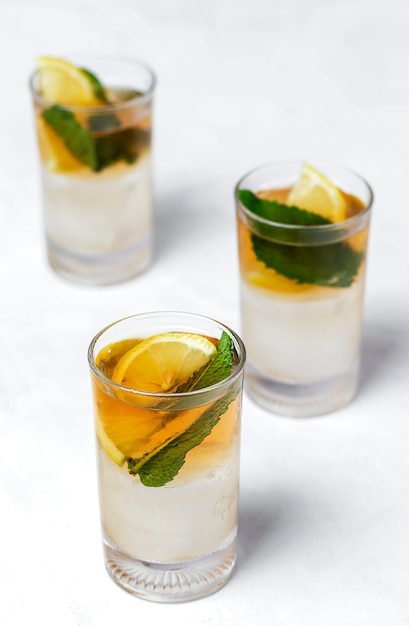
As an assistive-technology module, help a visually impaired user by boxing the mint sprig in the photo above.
[42,105,146,172]
[252,233,363,287]
[133,389,238,487]
[176,331,233,393]
[127,332,237,487]
[79,67,108,103]
[42,105,98,170]
[238,189,331,226]
[239,189,364,288]
[95,128,140,169]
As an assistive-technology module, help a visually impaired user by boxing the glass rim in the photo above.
[29,54,156,113]
[235,159,374,233]
[87,311,246,399]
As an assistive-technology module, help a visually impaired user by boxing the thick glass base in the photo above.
[245,361,360,418]
[46,237,151,286]
[102,535,237,603]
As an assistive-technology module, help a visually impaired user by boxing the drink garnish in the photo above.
[238,189,331,227]
[130,390,237,487]
[249,227,363,288]
[37,56,108,106]
[93,127,141,168]
[78,67,109,104]
[41,106,143,172]
[126,332,236,487]
[96,332,236,487]
[238,163,364,288]
[287,163,347,222]
[36,56,146,172]
[112,332,217,393]
[42,106,98,170]
[175,331,233,392]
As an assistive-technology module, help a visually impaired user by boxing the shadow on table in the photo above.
[236,487,308,571]
[153,183,223,261]
[359,315,408,393]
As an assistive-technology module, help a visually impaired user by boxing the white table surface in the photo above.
[1,0,408,624]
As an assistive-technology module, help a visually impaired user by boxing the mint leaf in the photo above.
[42,105,148,172]
[252,234,364,287]
[129,383,239,487]
[79,67,108,103]
[238,189,331,226]
[95,128,141,169]
[87,112,121,133]
[176,331,233,393]
[192,331,233,389]
[239,189,363,288]
[127,333,238,487]
[42,105,98,171]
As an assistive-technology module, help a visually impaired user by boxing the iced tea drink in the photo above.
[30,56,155,285]
[88,312,245,602]
[235,161,373,417]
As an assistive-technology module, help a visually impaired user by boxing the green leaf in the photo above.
[87,112,121,133]
[251,233,364,287]
[79,67,108,103]
[42,105,149,172]
[239,189,364,288]
[192,332,233,389]
[94,128,142,169]
[42,105,98,171]
[176,331,233,393]
[238,189,331,226]
[127,332,237,487]
[129,384,239,487]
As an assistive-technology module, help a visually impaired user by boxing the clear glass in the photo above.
[30,55,156,285]
[88,312,246,602]
[235,160,373,418]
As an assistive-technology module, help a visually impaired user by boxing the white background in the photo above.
[1,0,408,624]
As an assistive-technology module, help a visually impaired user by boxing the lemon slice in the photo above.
[96,394,167,466]
[96,417,125,465]
[248,269,312,294]
[37,56,106,106]
[287,163,346,222]
[112,332,217,393]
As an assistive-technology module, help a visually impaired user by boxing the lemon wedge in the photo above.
[112,332,217,393]
[37,56,106,106]
[287,163,346,222]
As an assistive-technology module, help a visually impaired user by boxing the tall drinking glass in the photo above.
[235,160,373,417]
[88,312,246,602]
[30,55,156,285]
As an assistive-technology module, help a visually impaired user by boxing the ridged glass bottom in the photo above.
[245,361,360,418]
[102,535,237,603]
[46,236,151,286]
